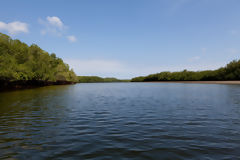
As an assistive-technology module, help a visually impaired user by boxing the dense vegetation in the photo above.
[0,33,78,83]
[131,60,240,82]
[2,32,240,88]
[78,76,129,83]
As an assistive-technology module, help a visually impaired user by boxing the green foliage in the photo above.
[78,76,129,83]
[131,60,240,82]
[131,76,145,82]
[0,33,77,82]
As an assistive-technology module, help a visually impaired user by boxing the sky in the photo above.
[0,0,240,79]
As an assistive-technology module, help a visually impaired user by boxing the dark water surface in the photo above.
[1,83,240,159]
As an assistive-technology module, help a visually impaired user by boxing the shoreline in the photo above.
[143,81,240,85]
[0,80,76,91]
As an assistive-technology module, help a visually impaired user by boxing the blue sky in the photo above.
[0,0,240,79]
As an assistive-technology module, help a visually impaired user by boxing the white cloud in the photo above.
[46,16,64,29]
[0,21,28,35]
[39,16,66,36]
[39,16,77,42]
[67,35,77,42]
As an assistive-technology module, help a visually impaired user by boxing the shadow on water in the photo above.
[0,85,73,115]
[0,85,75,159]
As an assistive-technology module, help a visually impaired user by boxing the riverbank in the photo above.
[145,81,240,85]
[0,80,76,91]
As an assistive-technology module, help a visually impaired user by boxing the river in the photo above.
[0,83,240,159]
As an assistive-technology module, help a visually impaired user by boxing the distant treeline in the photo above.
[131,59,240,82]
[0,33,78,89]
[78,76,129,83]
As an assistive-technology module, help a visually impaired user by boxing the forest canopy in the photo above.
[131,60,240,82]
[0,33,78,82]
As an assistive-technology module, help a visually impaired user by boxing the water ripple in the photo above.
[0,83,240,159]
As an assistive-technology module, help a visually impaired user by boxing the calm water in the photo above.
[0,83,240,159]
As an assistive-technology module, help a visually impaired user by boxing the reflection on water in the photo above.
[0,83,240,159]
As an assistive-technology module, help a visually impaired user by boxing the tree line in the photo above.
[0,33,78,83]
[2,32,240,86]
[131,60,240,82]
[78,76,129,83]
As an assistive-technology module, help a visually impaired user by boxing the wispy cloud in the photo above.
[46,16,64,29]
[0,21,28,35]
[64,58,162,78]
[39,16,66,36]
[65,59,125,75]
[226,48,239,54]
[189,56,200,62]
[39,16,77,42]
[201,48,207,53]
[67,35,77,43]
[64,58,222,79]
